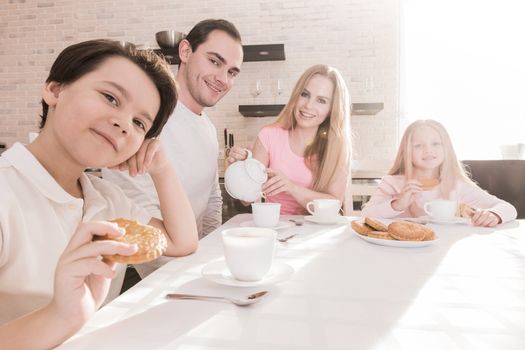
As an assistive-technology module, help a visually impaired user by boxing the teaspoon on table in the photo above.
[277,234,297,243]
[166,290,268,306]
[289,219,304,226]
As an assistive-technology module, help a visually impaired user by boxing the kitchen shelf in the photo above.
[239,104,285,117]
[242,44,285,62]
[351,102,384,115]
[153,43,285,65]
[239,102,384,117]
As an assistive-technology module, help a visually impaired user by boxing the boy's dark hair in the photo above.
[40,39,177,138]
[185,19,242,52]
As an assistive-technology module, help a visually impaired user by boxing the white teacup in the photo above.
[224,150,267,202]
[423,199,457,221]
[306,199,341,222]
[222,227,277,282]
[252,202,281,227]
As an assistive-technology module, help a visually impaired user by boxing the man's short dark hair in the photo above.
[40,39,177,138]
[185,19,242,52]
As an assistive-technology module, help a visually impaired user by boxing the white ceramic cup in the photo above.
[423,199,457,221]
[251,202,281,227]
[221,227,277,281]
[306,199,341,222]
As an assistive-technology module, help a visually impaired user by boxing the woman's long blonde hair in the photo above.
[274,64,352,192]
[389,119,473,197]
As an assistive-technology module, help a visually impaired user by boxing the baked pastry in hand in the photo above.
[418,178,440,190]
[457,203,476,218]
[95,218,167,264]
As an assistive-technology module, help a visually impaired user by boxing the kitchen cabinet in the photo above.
[154,43,285,65]
[351,103,384,115]
[238,102,384,117]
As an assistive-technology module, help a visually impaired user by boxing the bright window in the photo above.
[401,0,525,159]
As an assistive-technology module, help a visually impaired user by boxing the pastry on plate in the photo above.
[387,221,432,241]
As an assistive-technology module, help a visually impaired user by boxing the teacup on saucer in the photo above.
[304,215,346,225]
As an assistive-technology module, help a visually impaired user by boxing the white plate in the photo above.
[202,260,294,287]
[238,220,294,230]
[353,231,439,248]
[421,216,470,225]
[304,215,348,225]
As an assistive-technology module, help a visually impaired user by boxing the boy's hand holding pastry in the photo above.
[51,221,138,330]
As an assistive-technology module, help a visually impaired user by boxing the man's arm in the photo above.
[101,169,162,218]
[201,171,222,238]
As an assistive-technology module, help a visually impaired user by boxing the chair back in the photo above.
[344,159,391,216]
[462,160,525,219]
[344,180,381,216]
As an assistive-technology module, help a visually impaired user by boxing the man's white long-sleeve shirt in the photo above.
[102,102,222,238]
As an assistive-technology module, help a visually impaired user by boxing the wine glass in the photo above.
[364,77,374,92]
[251,79,262,103]
[275,79,283,103]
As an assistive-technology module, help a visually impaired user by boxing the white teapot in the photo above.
[224,150,268,202]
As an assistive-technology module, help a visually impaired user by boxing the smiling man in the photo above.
[103,19,243,267]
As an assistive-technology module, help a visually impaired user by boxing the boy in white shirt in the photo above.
[0,39,198,348]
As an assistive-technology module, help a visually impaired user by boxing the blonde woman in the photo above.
[362,119,517,226]
[228,64,352,214]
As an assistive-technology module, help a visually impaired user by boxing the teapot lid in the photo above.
[244,158,268,183]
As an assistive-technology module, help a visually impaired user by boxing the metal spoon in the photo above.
[289,219,303,226]
[277,234,297,243]
[166,291,268,306]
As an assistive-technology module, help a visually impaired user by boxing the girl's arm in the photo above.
[459,181,517,224]
[120,139,198,256]
[361,176,406,218]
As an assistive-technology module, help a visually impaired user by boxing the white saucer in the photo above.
[304,215,348,225]
[353,231,439,248]
[421,216,470,225]
[201,260,294,287]
[239,220,294,230]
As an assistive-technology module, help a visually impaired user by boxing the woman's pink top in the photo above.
[258,126,313,215]
[362,175,517,223]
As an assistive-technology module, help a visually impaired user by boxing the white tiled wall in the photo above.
[0,0,400,172]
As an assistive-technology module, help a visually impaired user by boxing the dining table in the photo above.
[59,214,525,350]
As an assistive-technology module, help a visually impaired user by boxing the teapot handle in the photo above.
[245,149,252,160]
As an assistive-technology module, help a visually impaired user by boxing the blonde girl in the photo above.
[228,64,352,214]
[363,119,517,226]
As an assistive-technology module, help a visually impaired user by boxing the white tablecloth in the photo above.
[59,214,525,350]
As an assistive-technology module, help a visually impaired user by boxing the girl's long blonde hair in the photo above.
[389,119,473,197]
[274,64,352,192]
